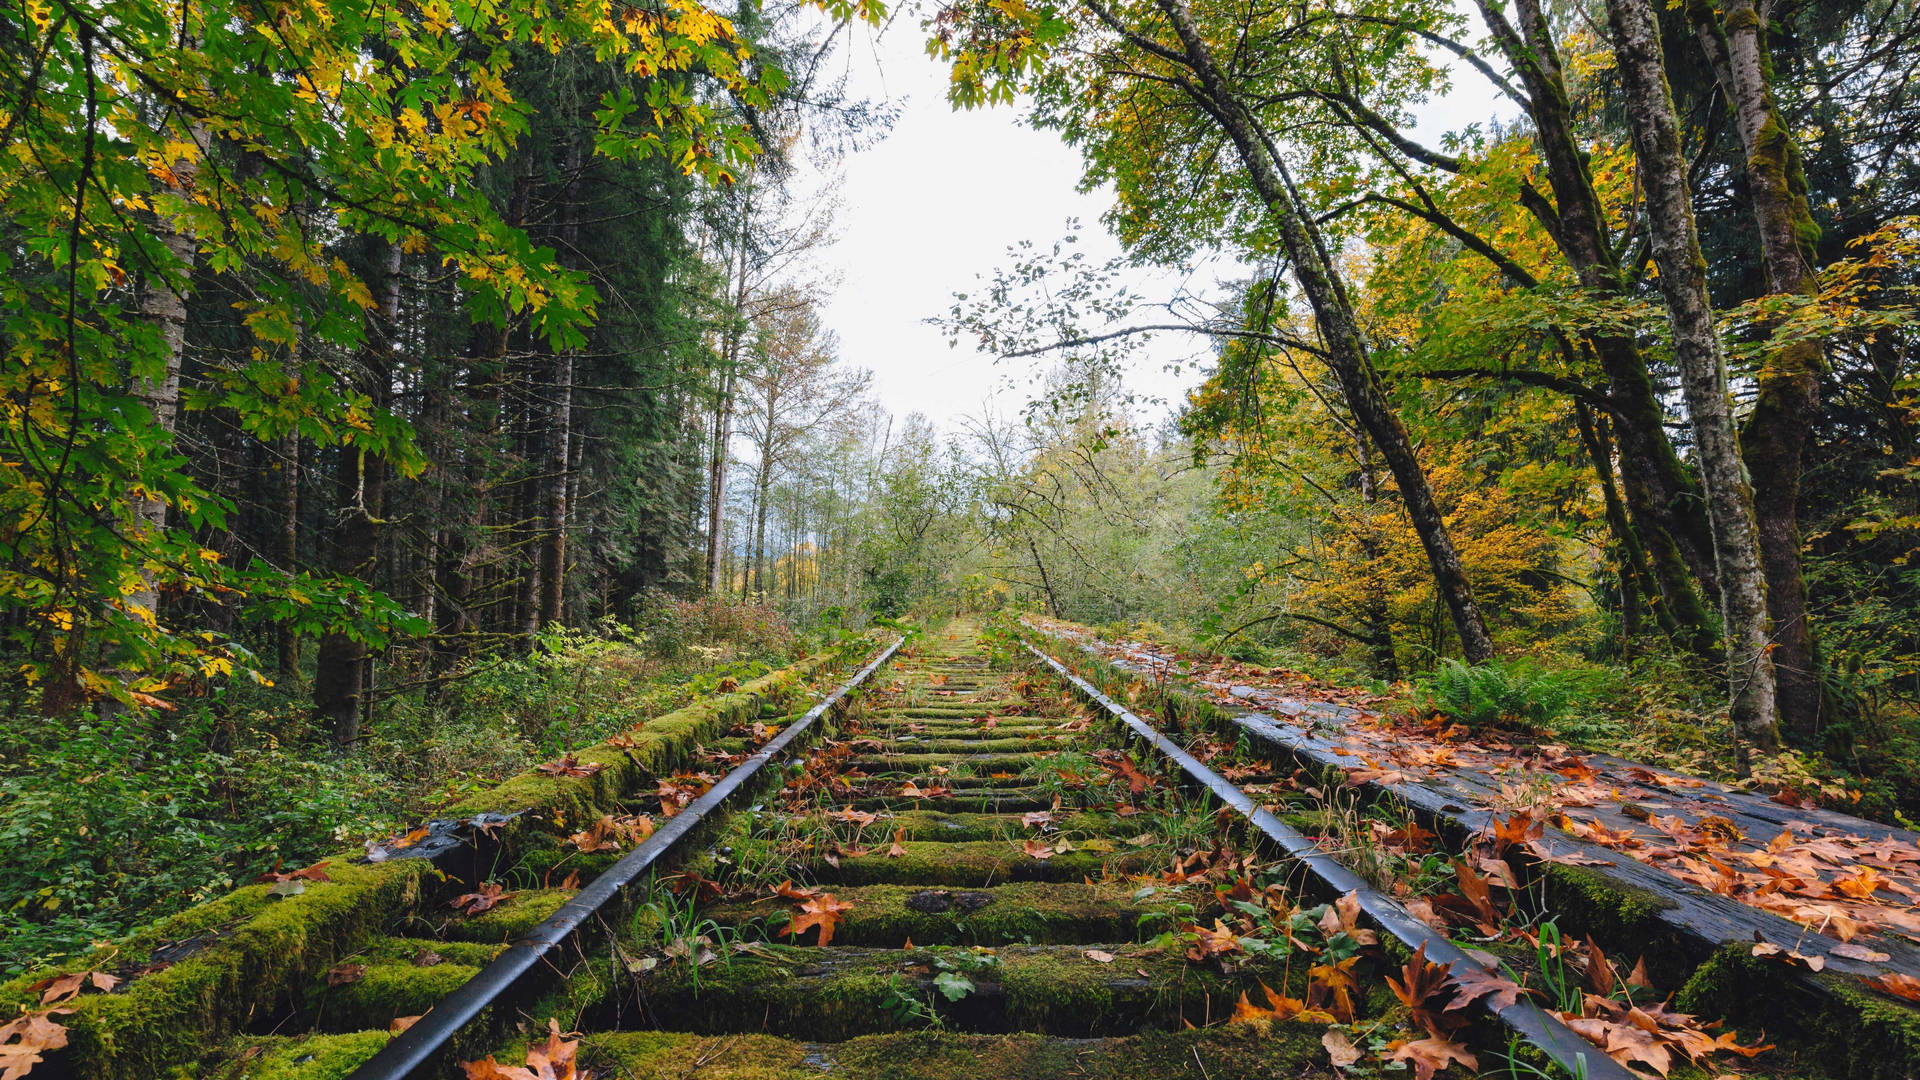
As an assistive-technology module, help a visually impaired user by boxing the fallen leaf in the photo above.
[1389,1036,1478,1080]
[1184,919,1242,963]
[29,970,118,1005]
[1444,964,1528,1014]
[449,882,508,916]
[389,1015,422,1035]
[1322,1029,1363,1068]
[1831,942,1891,963]
[0,1009,73,1080]
[1751,940,1825,972]
[327,963,367,986]
[783,893,854,946]
[887,828,908,858]
[536,753,606,779]
[1085,949,1116,963]
[1865,972,1920,1001]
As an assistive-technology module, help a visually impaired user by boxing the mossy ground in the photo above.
[580,1024,1347,1079]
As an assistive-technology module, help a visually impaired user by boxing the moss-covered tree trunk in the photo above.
[1688,0,1829,738]
[1474,0,1722,660]
[1605,0,1781,763]
[1146,0,1497,663]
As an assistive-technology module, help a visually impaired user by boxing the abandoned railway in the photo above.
[17,621,1919,1079]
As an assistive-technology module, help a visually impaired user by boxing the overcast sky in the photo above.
[799,16,1508,432]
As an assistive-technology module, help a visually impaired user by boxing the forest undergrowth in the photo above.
[0,599,810,976]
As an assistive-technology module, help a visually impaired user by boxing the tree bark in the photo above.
[707,185,753,595]
[538,349,572,627]
[1604,0,1781,761]
[1688,0,1828,737]
[277,432,301,681]
[1151,0,1497,662]
[125,121,207,628]
[314,239,401,749]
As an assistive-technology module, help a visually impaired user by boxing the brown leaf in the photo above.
[1451,860,1502,930]
[783,893,854,946]
[327,963,367,987]
[1322,1029,1363,1068]
[886,828,908,858]
[1309,957,1360,1022]
[1021,810,1054,829]
[1865,972,1920,1001]
[389,1015,422,1035]
[1444,964,1529,1014]
[1830,942,1891,963]
[1388,1036,1478,1080]
[0,1009,73,1080]
[412,948,444,967]
[536,753,606,779]
[460,1018,587,1080]
[1184,919,1242,963]
[450,881,509,916]
[1750,940,1826,971]
[1085,949,1117,963]
[1386,942,1456,1039]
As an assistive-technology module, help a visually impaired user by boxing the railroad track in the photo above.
[230,620,1639,1079]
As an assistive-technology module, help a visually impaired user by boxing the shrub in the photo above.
[1420,657,1598,731]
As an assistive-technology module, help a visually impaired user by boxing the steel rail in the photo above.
[1025,641,1631,1080]
[348,636,905,1080]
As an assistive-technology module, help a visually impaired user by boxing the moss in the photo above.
[581,1031,813,1079]
[700,881,1210,947]
[623,942,1304,1039]
[196,1030,392,1080]
[844,790,1055,814]
[810,840,1157,887]
[848,752,1041,774]
[1677,944,1920,1080]
[19,858,434,1080]
[879,736,1070,754]
[1538,865,1681,979]
[440,888,574,943]
[579,1014,1339,1079]
[305,961,480,1031]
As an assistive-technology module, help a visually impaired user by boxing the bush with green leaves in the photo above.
[1419,657,1602,731]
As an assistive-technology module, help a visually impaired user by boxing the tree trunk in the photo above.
[125,123,207,628]
[1154,0,1496,662]
[1576,402,1660,645]
[314,240,401,749]
[277,432,301,681]
[1475,0,1722,656]
[1688,0,1828,738]
[1604,0,1781,761]
[539,348,573,627]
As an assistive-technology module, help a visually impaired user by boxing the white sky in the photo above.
[802,15,1509,432]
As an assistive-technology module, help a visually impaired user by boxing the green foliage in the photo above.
[1419,658,1602,732]
[0,620,797,975]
